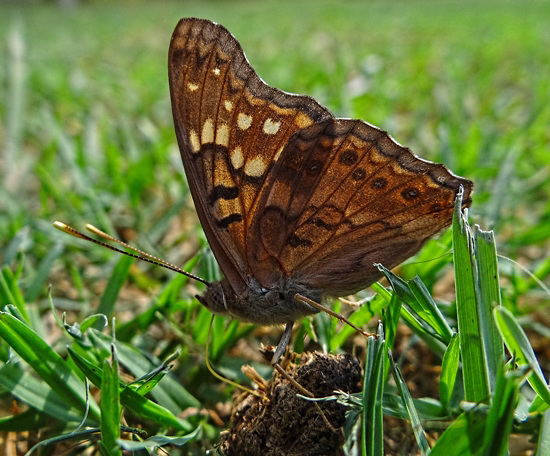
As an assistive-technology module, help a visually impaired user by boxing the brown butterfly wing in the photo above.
[168,18,332,294]
[248,118,473,296]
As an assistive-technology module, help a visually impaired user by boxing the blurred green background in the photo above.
[2,0,549,264]
[0,0,549,452]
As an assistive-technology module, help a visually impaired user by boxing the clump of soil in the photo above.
[220,352,362,456]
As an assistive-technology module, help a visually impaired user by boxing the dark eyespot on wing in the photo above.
[401,187,420,201]
[352,168,367,181]
[430,202,443,213]
[338,149,358,166]
[371,177,388,189]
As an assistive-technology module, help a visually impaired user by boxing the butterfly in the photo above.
[168,18,473,363]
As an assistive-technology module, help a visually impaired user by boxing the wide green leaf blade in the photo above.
[0,312,100,421]
[0,361,95,426]
[453,190,490,403]
[429,410,486,456]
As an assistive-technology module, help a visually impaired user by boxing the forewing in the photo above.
[168,18,332,292]
[248,118,473,295]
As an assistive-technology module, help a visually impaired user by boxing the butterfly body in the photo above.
[197,277,320,325]
[168,18,473,345]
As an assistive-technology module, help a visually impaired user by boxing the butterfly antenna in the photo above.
[53,221,211,286]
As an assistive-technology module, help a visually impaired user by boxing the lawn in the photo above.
[0,0,549,454]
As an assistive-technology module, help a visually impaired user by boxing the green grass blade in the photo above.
[440,333,460,413]
[384,293,401,351]
[0,409,50,433]
[95,255,133,324]
[494,306,550,407]
[24,242,64,302]
[0,312,100,421]
[408,276,454,343]
[100,346,122,456]
[117,427,202,451]
[0,361,94,427]
[473,226,504,391]
[538,409,550,456]
[1,266,29,322]
[453,190,490,403]
[389,351,431,455]
[482,367,520,456]
[383,293,402,383]
[24,426,143,455]
[429,410,486,456]
[362,324,385,456]
[87,329,200,410]
[67,347,193,431]
[381,395,445,421]
[377,265,453,344]
[531,395,550,414]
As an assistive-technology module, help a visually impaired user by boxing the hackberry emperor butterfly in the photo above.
[169,18,472,362]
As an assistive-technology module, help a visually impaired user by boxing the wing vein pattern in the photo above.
[169,18,473,298]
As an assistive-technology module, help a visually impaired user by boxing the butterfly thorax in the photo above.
[196,277,321,326]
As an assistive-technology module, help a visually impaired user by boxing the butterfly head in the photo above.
[196,281,231,316]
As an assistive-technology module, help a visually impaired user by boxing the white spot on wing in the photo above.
[224,100,233,112]
[216,124,229,147]
[187,82,199,92]
[244,156,268,177]
[231,146,244,169]
[237,113,252,130]
[202,118,214,143]
[189,130,200,153]
[213,67,221,76]
[263,118,281,135]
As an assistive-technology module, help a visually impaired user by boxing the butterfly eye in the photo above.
[197,284,228,315]
[213,289,226,311]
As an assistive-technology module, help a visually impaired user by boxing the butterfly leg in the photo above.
[271,322,293,365]
[270,322,339,433]
[295,293,375,338]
